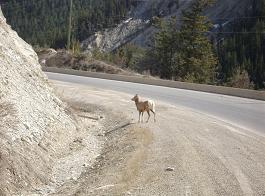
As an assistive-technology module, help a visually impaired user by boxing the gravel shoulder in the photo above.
[49,80,265,196]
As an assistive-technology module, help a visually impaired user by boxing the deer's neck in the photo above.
[134,99,140,106]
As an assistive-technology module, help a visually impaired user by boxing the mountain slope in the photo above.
[1,0,133,48]
[81,0,253,52]
[1,0,252,51]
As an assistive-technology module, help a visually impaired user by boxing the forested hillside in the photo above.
[142,0,265,89]
[1,0,133,48]
[216,0,265,89]
[1,0,264,89]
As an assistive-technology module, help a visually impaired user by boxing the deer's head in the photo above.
[131,94,139,102]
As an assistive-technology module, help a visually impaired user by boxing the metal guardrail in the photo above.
[43,67,265,101]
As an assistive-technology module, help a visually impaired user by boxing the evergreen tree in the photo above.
[151,0,217,82]
[178,0,217,83]
[153,17,180,79]
[216,0,265,89]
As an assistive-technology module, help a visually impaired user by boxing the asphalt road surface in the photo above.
[46,72,265,135]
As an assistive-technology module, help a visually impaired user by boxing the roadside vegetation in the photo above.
[36,48,137,76]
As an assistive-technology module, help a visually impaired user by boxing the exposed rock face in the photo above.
[81,18,148,53]
[0,7,78,195]
[81,0,252,53]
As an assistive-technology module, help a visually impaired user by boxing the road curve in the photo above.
[46,72,265,135]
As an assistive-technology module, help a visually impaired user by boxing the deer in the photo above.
[131,94,156,123]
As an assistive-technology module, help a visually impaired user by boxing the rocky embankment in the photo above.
[37,49,136,75]
[0,7,101,195]
[81,18,148,53]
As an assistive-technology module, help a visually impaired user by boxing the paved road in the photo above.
[46,72,265,135]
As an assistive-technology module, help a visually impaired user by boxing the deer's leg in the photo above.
[151,109,156,122]
[146,110,150,123]
[141,112,144,123]
[138,111,141,123]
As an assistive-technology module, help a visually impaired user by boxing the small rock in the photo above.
[72,176,77,181]
[49,179,55,183]
[21,137,27,142]
[165,167,174,172]
[73,138,82,143]
[23,123,30,130]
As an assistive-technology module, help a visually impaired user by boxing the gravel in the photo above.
[47,80,265,196]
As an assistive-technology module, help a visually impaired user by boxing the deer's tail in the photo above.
[148,100,155,113]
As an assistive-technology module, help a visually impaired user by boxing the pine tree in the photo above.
[153,17,180,79]
[67,0,73,50]
[216,0,265,89]
[179,0,217,83]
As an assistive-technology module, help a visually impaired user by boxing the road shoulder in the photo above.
[49,80,265,196]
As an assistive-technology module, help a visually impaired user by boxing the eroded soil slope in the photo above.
[0,7,98,195]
